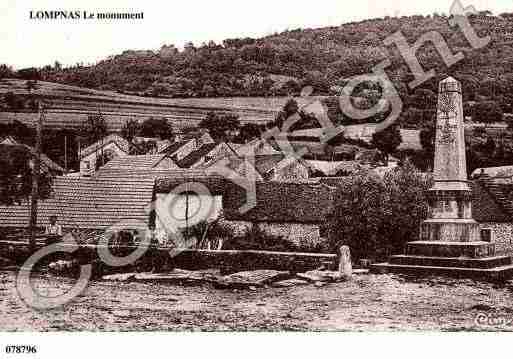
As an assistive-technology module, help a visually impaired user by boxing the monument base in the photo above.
[371,241,513,282]
[420,218,480,242]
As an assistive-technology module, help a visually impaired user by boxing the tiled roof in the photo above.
[306,160,359,176]
[472,178,513,222]
[93,168,192,180]
[224,181,335,223]
[0,176,155,230]
[155,173,228,195]
[355,149,384,164]
[100,154,170,170]
[174,143,218,168]
[254,154,285,175]
[80,134,131,158]
[156,139,172,153]
[160,140,188,155]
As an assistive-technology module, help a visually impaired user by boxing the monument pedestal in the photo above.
[371,77,513,282]
[420,219,480,242]
[371,241,513,282]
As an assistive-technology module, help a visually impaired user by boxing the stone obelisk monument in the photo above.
[372,76,513,281]
[420,76,480,242]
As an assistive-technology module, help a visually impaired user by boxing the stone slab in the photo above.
[406,241,496,258]
[389,255,512,269]
[102,269,221,285]
[215,270,291,289]
[370,262,513,282]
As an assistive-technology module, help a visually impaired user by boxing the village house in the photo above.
[161,131,215,161]
[253,154,310,181]
[201,148,263,181]
[222,181,335,249]
[232,137,282,157]
[173,142,236,169]
[0,135,18,145]
[471,165,513,181]
[132,137,172,154]
[79,134,132,176]
[472,176,513,253]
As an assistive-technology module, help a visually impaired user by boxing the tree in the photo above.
[237,123,262,143]
[16,67,41,81]
[80,113,108,145]
[198,112,239,141]
[139,117,173,139]
[371,125,402,163]
[273,99,299,130]
[473,101,504,123]
[420,121,435,154]
[0,64,14,79]
[0,145,52,205]
[0,120,35,143]
[121,119,140,142]
[328,162,431,261]
[409,88,436,110]
[183,219,231,249]
[3,92,25,111]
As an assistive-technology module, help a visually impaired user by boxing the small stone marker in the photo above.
[338,245,352,279]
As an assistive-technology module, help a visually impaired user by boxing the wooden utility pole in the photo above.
[29,100,43,251]
[64,135,68,172]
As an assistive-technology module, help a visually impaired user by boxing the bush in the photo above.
[328,161,432,261]
[223,224,299,252]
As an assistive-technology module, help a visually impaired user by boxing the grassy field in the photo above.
[0,79,325,131]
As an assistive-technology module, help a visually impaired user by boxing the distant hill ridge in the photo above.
[6,12,513,102]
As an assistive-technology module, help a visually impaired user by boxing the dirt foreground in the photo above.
[1,271,512,331]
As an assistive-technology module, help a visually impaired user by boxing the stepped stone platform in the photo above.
[371,241,513,282]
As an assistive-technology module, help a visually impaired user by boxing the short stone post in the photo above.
[338,245,352,279]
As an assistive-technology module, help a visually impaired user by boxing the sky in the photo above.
[1,0,511,69]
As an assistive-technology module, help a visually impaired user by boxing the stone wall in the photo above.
[0,242,337,275]
[171,249,337,273]
[223,220,322,248]
[479,222,513,254]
